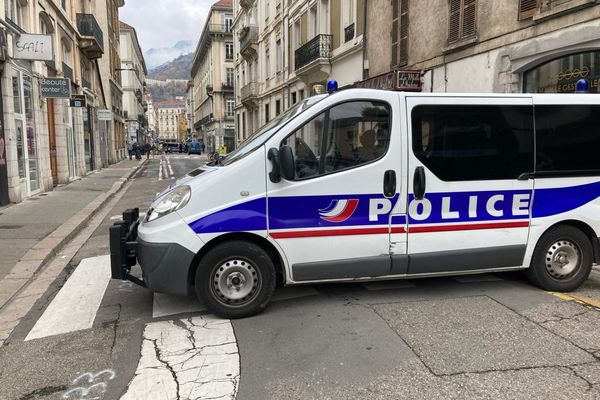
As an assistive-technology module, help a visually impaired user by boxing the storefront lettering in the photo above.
[15,39,45,54]
[558,67,590,81]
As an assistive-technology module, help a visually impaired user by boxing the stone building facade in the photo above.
[0,0,114,204]
[232,0,366,144]
[156,100,185,141]
[190,0,235,153]
[120,20,148,145]
[366,0,600,94]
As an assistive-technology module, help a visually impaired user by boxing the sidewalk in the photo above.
[0,158,147,309]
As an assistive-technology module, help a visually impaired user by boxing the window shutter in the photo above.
[462,0,476,38]
[391,0,399,68]
[519,0,539,20]
[448,0,461,43]
[399,0,408,66]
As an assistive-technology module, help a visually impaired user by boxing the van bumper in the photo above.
[109,208,195,296]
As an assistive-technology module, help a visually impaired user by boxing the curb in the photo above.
[0,160,148,311]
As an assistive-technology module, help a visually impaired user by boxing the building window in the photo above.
[265,0,269,22]
[392,0,409,67]
[226,99,235,117]
[518,0,539,20]
[291,92,297,104]
[276,39,282,73]
[226,68,234,87]
[448,0,477,44]
[523,51,600,94]
[6,0,25,27]
[224,14,233,31]
[265,46,271,80]
[225,42,234,60]
[265,103,270,123]
[276,99,281,116]
[61,0,67,11]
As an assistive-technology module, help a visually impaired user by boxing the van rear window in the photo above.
[535,105,600,173]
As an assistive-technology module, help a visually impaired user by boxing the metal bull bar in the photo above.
[109,207,147,288]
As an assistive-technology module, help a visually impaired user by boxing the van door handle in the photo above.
[413,166,426,200]
[383,170,396,198]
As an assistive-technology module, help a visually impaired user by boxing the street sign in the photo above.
[70,95,86,108]
[40,78,71,98]
[98,109,113,121]
[14,34,53,61]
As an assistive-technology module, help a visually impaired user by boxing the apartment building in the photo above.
[232,0,366,144]
[190,0,235,153]
[120,21,148,145]
[145,95,158,140]
[0,0,113,204]
[366,0,600,94]
[156,100,186,141]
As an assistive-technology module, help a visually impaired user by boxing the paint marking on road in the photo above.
[551,292,600,310]
[25,255,111,341]
[158,159,163,181]
[166,158,174,176]
[120,316,239,400]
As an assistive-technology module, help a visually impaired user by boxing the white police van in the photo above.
[110,87,600,318]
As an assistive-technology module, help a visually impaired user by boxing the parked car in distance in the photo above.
[188,141,202,155]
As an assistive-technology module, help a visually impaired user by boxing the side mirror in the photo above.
[279,145,295,181]
[267,147,281,183]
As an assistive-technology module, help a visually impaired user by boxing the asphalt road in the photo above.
[1,153,600,400]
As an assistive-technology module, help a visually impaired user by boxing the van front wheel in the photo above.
[527,226,593,292]
[195,241,276,318]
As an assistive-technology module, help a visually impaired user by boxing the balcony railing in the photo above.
[208,24,232,34]
[222,82,234,91]
[62,62,73,82]
[239,25,258,57]
[240,82,259,104]
[77,14,104,59]
[295,34,332,71]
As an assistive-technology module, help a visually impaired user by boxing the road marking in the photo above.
[120,317,239,400]
[551,292,600,310]
[158,159,163,181]
[25,255,111,341]
[167,158,174,176]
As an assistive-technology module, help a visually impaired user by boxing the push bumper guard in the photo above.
[109,208,147,288]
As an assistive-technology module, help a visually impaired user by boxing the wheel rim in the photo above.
[545,239,581,280]
[211,259,261,306]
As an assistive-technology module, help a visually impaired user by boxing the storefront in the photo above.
[524,51,600,93]
[12,68,39,195]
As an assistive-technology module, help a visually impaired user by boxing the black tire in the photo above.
[195,241,276,318]
[526,225,593,292]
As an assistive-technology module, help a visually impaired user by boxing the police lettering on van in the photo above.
[110,87,600,318]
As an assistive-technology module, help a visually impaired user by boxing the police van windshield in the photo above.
[221,95,326,166]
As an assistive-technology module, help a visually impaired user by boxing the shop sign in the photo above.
[356,69,422,92]
[40,78,71,98]
[98,109,113,121]
[70,95,86,108]
[14,34,53,61]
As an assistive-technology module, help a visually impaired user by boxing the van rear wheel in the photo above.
[526,226,592,292]
[195,241,276,318]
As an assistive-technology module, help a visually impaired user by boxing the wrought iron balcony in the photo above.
[239,25,258,59]
[77,14,104,59]
[208,24,233,34]
[62,63,73,82]
[294,34,332,71]
[240,82,259,105]
[221,82,234,91]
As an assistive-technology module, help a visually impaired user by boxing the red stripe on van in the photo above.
[408,221,529,233]
[269,226,406,239]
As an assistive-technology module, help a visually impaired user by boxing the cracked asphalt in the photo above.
[1,155,600,399]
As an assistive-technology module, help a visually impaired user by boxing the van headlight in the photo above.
[148,185,191,222]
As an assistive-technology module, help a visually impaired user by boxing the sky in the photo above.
[120,0,213,52]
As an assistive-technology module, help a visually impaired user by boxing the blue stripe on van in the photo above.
[188,198,267,234]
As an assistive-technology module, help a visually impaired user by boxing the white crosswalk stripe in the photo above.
[25,255,112,341]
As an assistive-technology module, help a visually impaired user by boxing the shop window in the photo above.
[282,101,391,180]
[448,0,477,44]
[524,51,600,93]
[535,105,600,173]
[411,105,534,181]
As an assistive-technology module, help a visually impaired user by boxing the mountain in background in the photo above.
[144,40,194,70]
[148,52,193,81]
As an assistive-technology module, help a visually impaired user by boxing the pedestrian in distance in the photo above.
[144,143,151,159]
[127,142,133,160]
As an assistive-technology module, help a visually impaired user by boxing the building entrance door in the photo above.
[0,78,8,206]
[47,99,58,185]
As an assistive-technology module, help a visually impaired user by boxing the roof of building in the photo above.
[213,0,232,7]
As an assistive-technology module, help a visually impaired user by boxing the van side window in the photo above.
[282,101,391,180]
[535,105,600,173]
[411,105,534,181]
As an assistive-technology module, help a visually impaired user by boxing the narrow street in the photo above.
[0,154,599,399]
